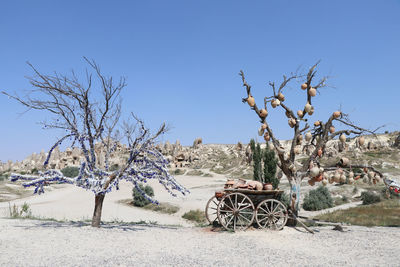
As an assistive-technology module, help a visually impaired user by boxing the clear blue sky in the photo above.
[1,0,399,162]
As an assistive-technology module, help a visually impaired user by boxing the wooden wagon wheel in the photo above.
[217,192,255,231]
[255,199,288,230]
[205,195,220,225]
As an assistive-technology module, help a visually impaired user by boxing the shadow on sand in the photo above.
[11,218,181,232]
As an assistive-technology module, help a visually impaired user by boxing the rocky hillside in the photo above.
[1,132,400,181]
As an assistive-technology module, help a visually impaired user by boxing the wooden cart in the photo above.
[205,189,288,231]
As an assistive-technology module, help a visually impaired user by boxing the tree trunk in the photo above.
[287,177,301,226]
[91,194,105,227]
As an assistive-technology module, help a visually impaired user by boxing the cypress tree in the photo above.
[254,143,262,182]
[263,145,279,189]
[249,139,262,182]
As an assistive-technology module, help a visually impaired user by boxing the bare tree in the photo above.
[2,58,188,227]
[240,62,383,215]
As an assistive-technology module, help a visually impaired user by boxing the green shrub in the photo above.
[174,169,184,175]
[0,174,8,181]
[132,184,154,207]
[303,186,334,211]
[182,209,206,224]
[361,191,381,205]
[61,166,80,177]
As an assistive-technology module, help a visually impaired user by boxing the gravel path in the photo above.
[301,201,363,218]
[1,218,398,266]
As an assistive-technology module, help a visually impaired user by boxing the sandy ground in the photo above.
[1,218,399,266]
[1,173,400,266]
[0,173,226,226]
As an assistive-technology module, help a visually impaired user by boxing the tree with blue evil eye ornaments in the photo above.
[2,58,189,227]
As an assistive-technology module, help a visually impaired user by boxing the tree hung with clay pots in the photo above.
[240,61,382,215]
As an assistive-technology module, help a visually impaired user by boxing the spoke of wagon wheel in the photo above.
[240,211,254,214]
[264,218,270,228]
[233,215,237,231]
[239,196,246,206]
[238,204,251,211]
[212,200,218,206]
[228,195,235,210]
[235,194,238,209]
[259,206,269,214]
[226,214,234,227]
[270,201,275,214]
[257,215,269,223]
[272,202,279,213]
[219,209,233,213]
[238,213,251,223]
[265,203,271,213]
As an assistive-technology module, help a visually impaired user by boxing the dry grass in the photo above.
[182,209,206,224]
[316,199,400,227]
[118,199,179,214]
[143,203,180,214]
[186,169,204,176]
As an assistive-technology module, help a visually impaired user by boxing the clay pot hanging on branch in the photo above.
[333,111,341,119]
[264,132,270,142]
[339,133,346,143]
[305,132,312,142]
[315,173,323,182]
[277,92,285,102]
[308,88,317,97]
[340,157,350,166]
[247,96,255,107]
[259,109,268,118]
[301,83,308,90]
[258,127,264,136]
[296,134,303,145]
[304,103,312,113]
[329,126,335,134]
[340,173,346,183]
[288,118,297,128]
[271,99,280,108]
[314,120,321,127]
[261,123,267,130]
[297,110,304,118]
[358,136,365,146]
[308,106,315,116]
[294,145,302,155]
[310,167,320,178]
[333,172,341,183]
